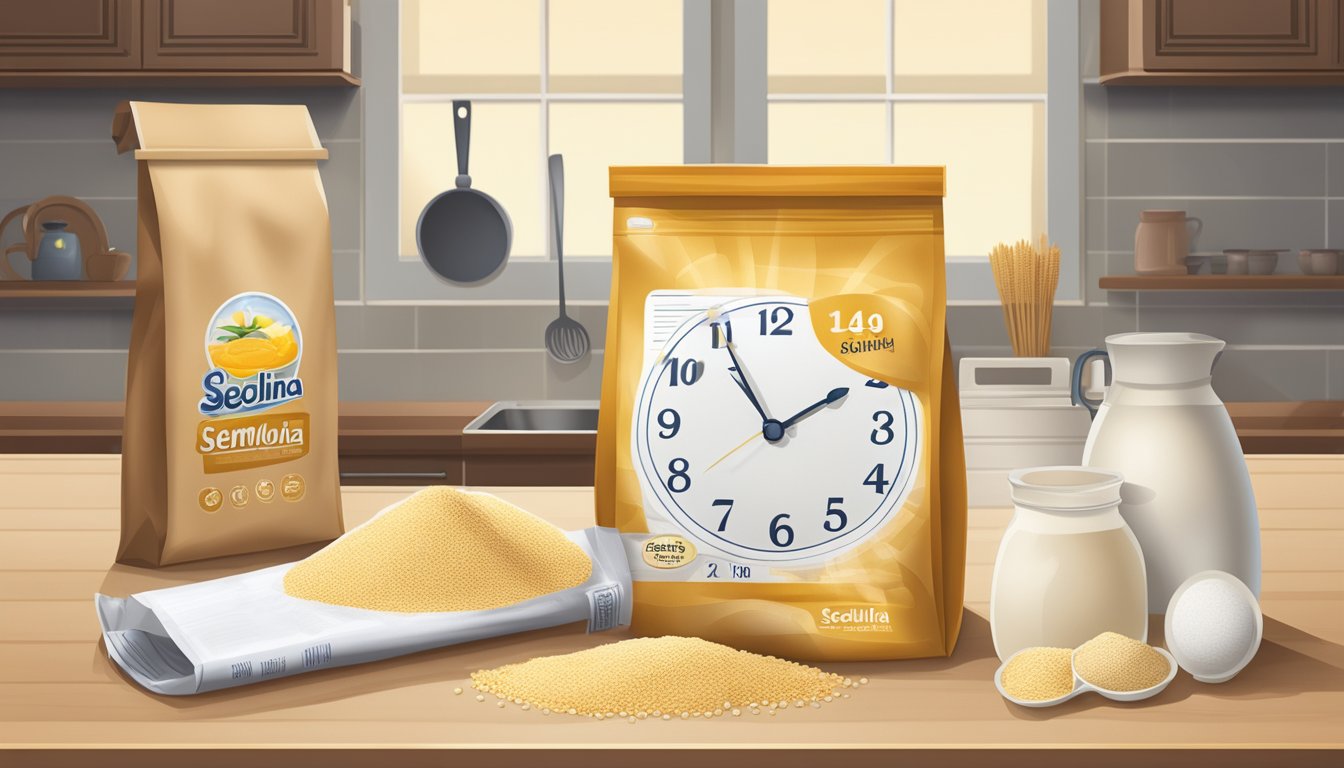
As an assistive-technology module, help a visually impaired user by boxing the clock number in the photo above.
[870,410,895,445]
[657,408,681,438]
[712,498,734,532]
[667,457,692,493]
[824,497,848,532]
[863,464,890,495]
[711,320,733,349]
[864,379,889,389]
[665,357,703,387]
[769,513,795,548]
[757,306,794,336]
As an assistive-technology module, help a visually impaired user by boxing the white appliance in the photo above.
[959,357,1094,508]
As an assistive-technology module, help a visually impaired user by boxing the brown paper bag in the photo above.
[112,101,343,566]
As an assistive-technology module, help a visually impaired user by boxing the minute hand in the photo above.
[779,387,850,430]
[722,337,770,422]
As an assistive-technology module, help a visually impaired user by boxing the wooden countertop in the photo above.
[0,400,1338,455]
[2,455,1341,766]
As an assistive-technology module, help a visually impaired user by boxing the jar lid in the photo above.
[1008,466,1123,511]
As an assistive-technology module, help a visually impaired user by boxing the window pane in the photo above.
[890,102,1044,258]
[768,103,887,164]
[548,103,682,257]
[403,0,541,93]
[892,0,1046,93]
[768,0,887,93]
[401,102,544,259]
[549,0,682,93]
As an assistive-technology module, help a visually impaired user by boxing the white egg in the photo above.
[1165,570,1263,684]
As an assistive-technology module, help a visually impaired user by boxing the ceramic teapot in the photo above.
[0,195,130,281]
[1071,332,1260,612]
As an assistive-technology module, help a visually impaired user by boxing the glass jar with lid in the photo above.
[990,466,1148,662]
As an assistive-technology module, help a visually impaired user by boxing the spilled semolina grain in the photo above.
[1073,632,1170,692]
[471,636,856,719]
[283,487,591,612]
[999,647,1074,701]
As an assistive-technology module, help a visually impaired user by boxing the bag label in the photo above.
[196,412,310,474]
[198,292,305,418]
[641,535,697,569]
[587,584,622,633]
[195,292,309,474]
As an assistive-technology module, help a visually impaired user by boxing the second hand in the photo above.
[706,429,763,471]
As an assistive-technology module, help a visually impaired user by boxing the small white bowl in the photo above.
[994,645,1179,708]
[1224,249,1249,275]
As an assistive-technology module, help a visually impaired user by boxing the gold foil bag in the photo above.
[597,166,966,660]
[113,101,343,566]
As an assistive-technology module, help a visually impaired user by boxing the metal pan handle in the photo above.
[453,100,472,188]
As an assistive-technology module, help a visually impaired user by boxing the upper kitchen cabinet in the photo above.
[1101,0,1344,84]
[0,0,141,70]
[0,0,356,87]
[143,0,345,72]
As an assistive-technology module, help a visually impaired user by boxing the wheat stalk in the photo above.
[989,235,1061,357]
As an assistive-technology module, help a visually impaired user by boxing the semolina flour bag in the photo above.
[112,101,343,566]
[597,166,967,661]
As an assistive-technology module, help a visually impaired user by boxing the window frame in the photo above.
[361,0,1080,304]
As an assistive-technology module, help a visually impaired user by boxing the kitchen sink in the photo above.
[463,401,599,434]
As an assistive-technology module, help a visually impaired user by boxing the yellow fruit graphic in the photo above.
[231,310,246,326]
[208,329,298,378]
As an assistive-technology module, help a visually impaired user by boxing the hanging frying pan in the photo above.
[416,101,512,284]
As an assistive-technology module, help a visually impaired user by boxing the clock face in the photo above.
[633,293,923,564]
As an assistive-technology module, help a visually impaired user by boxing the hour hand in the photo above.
[779,387,849,430]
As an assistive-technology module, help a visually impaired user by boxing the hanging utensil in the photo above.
[544,154,590,364]
[416,101,512,284]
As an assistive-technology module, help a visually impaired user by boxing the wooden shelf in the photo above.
[0,70,359,88]
[0,281,134,298]
[1099,275,1344,291]
[1100,70,1344,87]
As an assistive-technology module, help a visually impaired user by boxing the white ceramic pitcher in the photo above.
[1070,333,1260,612]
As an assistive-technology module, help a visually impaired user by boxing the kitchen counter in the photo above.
[0,402,597,486]
[0,401,1338,456]
[1,454,1341,767]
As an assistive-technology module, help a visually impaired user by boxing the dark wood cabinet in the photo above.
[0,0,354,87]
[143,0,345,71]
[1145,0,1334,70]
[1102,0,1344,84]
[0,0,140,70]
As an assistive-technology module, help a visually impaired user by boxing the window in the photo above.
[399,0,683,261]
[767,0,1048,261]
[364,1,1079,302]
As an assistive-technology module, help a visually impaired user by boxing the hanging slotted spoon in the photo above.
[544,154,590,364]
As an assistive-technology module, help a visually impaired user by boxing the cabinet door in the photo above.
[0,0,140,70]
[1144,0,1337,70]
[143,0,343,71]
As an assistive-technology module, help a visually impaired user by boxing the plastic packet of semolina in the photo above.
[96,488,631,695]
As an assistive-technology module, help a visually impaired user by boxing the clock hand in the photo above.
[718,325,770,423]
[705,429,764,471]
[778,387,850,430]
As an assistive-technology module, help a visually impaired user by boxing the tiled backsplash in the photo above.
[1084,83,1344,401]
[1,11,1341,403]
